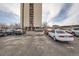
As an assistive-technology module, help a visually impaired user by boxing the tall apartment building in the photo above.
[21,3,42,31]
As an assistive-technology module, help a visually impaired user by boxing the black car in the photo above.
[0,30,5,37]
[4,29,25,35]
[5,29,15,35]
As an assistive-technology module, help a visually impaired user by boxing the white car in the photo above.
[71,28,79,36]
[48,29,74,41]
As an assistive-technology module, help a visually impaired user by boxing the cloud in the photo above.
[0,10,19,24]
[43,3,79,26]
[42,3,63,24]
[0,3,20,16]
[57,3,79,26]
[50,3,73,22]
[0,3,20,24]
[42,11,50,23]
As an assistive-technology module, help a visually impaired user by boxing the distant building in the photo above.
[52,25,60,29]
[21,3,42,31]
[47,25,79,30]
[60,25,79,30]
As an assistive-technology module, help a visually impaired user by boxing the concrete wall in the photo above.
[24,3,29,27]
[34,3,42,27]
[20,3,23,28]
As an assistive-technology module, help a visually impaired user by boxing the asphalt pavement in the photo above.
[0,31,79,56]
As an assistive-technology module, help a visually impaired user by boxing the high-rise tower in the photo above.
[21,3,42,31]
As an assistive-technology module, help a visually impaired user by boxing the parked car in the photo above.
[65,30,73,34]
[5,28,26,35]
[44,27,53,35]
[34,28,43,32]
[71,28,79,36]
[48,29,74,41]
[0,31,4,36]
[0,30,6,37]
[4,29,15,35]
[13,29,25,35]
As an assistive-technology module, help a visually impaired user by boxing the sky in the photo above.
[0,3,20,25]
[42,3,79,26]
[0,3,79,26]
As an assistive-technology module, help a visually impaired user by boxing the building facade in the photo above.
[21,3,42,31]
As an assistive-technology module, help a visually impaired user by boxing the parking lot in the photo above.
[0,31,79,56]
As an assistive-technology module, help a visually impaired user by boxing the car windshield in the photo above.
[56,30,65,33]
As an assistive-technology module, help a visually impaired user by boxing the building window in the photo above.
[29,3,34,30]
